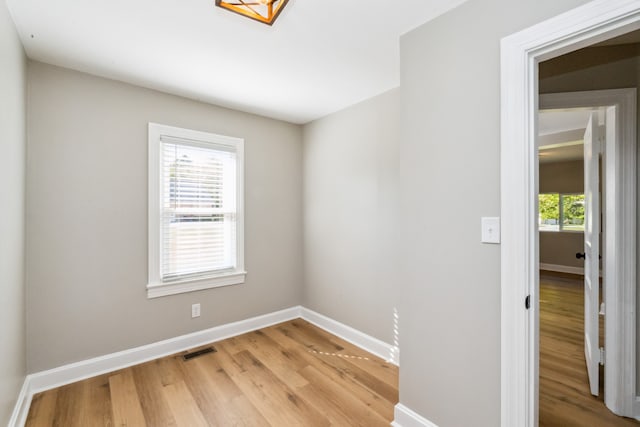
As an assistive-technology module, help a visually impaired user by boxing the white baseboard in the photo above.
[26,306,301,395]
[392,404,439,427]
[300,307,399,366]
[8,377,31,427]
[540,263,584,275]
[8,306,301,426]
[10,305,397,426]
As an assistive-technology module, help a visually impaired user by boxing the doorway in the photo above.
[536,103,638,425]
[500,1,639,426]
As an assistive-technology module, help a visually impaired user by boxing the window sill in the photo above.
[539,229,584,234]
[147,270,247,299]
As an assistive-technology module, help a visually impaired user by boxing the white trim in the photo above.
[147,122,246,299]
[539,263,584,275]
[9,306,397,426]
[8,377,31,427]
[25,307,300,397]
[391,404,439,427]
[299,307,399,366]
[147,270,247,299]
[501,2,640,425]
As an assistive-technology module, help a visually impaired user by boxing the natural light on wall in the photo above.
[390,307,399,365]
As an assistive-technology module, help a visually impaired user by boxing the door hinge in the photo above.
[599,302,605,316]
[525,295,531,310]
[599,347,605,365]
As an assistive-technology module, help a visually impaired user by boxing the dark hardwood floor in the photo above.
[25,319,398,426]
[539,272,639,426]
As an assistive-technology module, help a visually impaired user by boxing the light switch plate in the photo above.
[191,303,201,318]
[481,217,500,244]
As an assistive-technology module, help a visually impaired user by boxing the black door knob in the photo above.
[576,252,586,259]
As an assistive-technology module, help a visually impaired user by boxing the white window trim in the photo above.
[147,123,245,299]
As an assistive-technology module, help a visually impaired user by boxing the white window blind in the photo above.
[161,137,237,281]
[148,123,245,298]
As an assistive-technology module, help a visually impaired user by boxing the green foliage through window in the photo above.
[538,193,584,232]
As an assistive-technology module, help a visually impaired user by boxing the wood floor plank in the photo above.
[25,319,398,426]
[162,380,208,427]
[85,374,113,426]
[261,324,396,420]
[24,389,58,427]
[156,354,184,387]
[215,344,331,426]
[539,274,640,427]
[231,329,379,425]
[231,330,310,389]
[131,360,178,426]
[273,320,398,402]
[184,352,270,426]
[298,364,390,427]
[51,379,90,426]
[109,370,148,427]
[288,320,398,388]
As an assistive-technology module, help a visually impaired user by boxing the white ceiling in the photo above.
[6,0,467,124]
[538,109,594,136]
[538,109,601,164]
[539,143,584,164]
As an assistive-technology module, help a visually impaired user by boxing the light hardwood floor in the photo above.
[539,273,639,427]
[25,319,398,426]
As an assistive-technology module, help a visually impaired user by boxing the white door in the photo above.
[583,112,600,397]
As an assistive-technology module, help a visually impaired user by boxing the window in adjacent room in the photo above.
[538,192,585,232]
[147,123,245,298]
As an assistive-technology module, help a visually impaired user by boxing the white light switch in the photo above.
[191,303,201,318]
[481,217,500,244]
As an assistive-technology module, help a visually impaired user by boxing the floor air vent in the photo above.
[182,346,216,361]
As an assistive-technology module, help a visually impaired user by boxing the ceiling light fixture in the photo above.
[215,0,289,25]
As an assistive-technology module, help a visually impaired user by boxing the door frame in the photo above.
[500,0,640,425]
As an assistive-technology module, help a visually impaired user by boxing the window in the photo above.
[148,123,245,298]
[538,193,585,232]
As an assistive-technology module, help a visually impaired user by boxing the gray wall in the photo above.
[302,88,399,346]
[539,159,584,194]
[0,1,26,424]
[26,62,303,372]
[397,0,590,425]
[540,231,584,268]
[539,44,640,93]
[539,160,585,269]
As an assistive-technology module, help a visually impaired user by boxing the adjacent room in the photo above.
[2,0,640,426]
[535,38,640,426]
